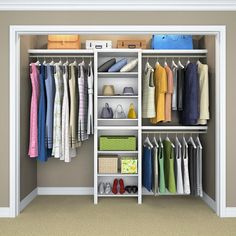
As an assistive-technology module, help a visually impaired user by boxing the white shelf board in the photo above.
[142,126,208,131]
[98,119,138,121]
[97,173,138,177]
[98,95,138,98]
[28,49,94,54]
[97,72,138,78]
[97,126,139,130]
[142,49,208,55]
[98,193,138,197]
[98,151,139,154]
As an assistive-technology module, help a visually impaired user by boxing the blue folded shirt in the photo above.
[108,58,128,72]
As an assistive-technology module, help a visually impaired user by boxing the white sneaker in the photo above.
[105,183,112,194]
[98,182,105,194]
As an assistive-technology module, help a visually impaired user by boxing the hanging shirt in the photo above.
[150,64,167,124]
[152,146,159,195]
[158,143,166,194]
[177,67,185,111]
[61,65,77,162]
[188,142,197,196]
[87,61,94,135]
[164,65,174,122]
[45,64,55,153]
[175,140,184,194]
[181,63,199,125]
[69,63,80,149]
[196,139,203,197]
[78,62,89,142]
[52,64,64,158]
[28,63,40,158]
[142,62,156,118]
[163,140,176,193]
[37,65,48,162]
[171,66,178,111]
[197,61,210,125]
[182,141,190,194]
[142,145,152,192]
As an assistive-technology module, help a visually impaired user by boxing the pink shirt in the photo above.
[28,63,40,158]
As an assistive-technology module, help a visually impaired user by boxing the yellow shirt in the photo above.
[150,64,167,124]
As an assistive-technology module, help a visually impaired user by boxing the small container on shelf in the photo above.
[121,157,138,174]
[98,156,118,174]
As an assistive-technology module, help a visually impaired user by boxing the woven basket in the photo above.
[98,157,118,174]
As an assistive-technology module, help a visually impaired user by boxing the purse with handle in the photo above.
[128,103,137,119]
[113,104,126,119]
[101,103,114,119]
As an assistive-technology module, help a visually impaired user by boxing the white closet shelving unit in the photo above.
[28,48,208,204]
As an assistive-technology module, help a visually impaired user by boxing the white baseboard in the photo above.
[20,188,38,212]
[0,207,11,218]
[202,192,216,212]
[37,187,94,195]
[224,207,236,217]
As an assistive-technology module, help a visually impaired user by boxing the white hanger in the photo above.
[164,57,168,67]
[159,134,163,148]
[175,135,182,148]
[152,135,159,148]
[196,135,203,149]
[178,58,184,69]
[188,134,196,149]
[186,57,190,66]
[172,59,178,69]
[155,57,160,67]
[43,56,47,65]
[50,57,54,65]
[183,135,188,148]
[166,134,175,148]
[144,134,153,148]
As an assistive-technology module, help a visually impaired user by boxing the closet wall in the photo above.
[20,34,216,201]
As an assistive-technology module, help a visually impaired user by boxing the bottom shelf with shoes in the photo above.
[98,193,138,197]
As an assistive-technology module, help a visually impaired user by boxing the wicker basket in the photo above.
[98,156,118,174]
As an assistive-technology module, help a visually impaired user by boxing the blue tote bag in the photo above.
[152,35,193,50]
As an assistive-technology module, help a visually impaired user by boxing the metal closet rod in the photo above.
[29,55,94,58]
[142,131,207,134]
[142,55,206,58]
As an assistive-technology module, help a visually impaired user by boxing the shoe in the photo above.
[119,179,125,194]
[131,186,138,194]
[112,179,118,194]
[98,182,105,194]
[125,186,132,194]
[125,185,138,194]
[105,183,112,194]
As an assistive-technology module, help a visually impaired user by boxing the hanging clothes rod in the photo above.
[29,55,94,58]
[142,131,207,134]
[142,55,206,58]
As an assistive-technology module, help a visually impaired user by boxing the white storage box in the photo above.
[86,40,112,50]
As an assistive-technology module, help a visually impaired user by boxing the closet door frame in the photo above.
[9,25,226,217]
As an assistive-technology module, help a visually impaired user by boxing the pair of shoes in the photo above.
[125,186,138,194]
[112,179,125,195]
[98,182,112,194]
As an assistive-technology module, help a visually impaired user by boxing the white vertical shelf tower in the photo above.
[94,49,142,204]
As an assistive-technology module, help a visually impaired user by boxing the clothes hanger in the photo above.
[175,133,182,148]
[196,135,203,149]
[164,57,168,67]
[186,57,190,66]
[152,134,159,148]
[155,57,160,67]
[188,133,197,149]
[50,57,54,65]
[171,58,178,69]
[159,134,163,148]
[144,133,153,148]
[178,58,184,69]
[183,134,188,148]
[166,133,175,148]
[43,56,47,65]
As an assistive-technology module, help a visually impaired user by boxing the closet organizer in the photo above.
[28,48,210,204]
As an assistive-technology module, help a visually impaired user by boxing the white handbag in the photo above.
[113,104,126,119]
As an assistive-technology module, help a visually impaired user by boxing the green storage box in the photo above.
[121,157,138,174]
[99,136,137,151]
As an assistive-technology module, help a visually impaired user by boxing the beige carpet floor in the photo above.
[0,196,236,236]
